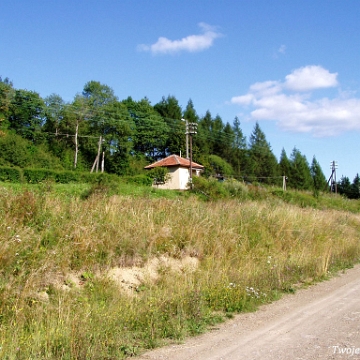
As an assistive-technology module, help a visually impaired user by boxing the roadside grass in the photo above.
[1,181,360,358]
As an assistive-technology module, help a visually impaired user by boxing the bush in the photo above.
[0,132,64,169]
[54,170,80,183]
[192,176,229,199]
[23,168,56,183]
[271,188,318,208]
[121,174,153,186]
[223,179,249,200]
[198,155,234,178]
[0,166,23,182]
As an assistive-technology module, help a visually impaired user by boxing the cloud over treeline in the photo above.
[231,65,360,137]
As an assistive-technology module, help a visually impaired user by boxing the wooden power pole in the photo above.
[327,161,338,193]
[186,122,198,188]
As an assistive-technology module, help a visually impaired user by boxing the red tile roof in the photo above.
[144,154,204,169]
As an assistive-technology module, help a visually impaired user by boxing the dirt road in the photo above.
[139,265,360,359]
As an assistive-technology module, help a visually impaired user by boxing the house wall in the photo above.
[153,167,181,190]
[178,167,190,190]
[152,166,201,190]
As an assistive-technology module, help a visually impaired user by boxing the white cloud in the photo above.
[231,94,254,105]
[230,65,360,137]
[278,44,286,54]
[272,44,286,59]
[284,65,338,91]
[249,81,282,97]
[138,23,222,55]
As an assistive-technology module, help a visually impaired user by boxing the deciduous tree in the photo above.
[9,89,45,143]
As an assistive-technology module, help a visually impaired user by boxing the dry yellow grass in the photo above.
[1,186,360,358]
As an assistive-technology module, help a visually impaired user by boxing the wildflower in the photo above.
[246,286,260,298]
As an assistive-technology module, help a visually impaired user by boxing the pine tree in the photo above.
[248,122,279,184]
[279,148,291,176]
[197,110,213,156]
[218,122,235,165]
[231,116,247,178]
[310,156,327,196]
[338,176,352,197]
[350,174,360,199]
[288,148,313,190]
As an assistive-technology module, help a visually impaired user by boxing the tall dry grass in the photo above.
[1,185,360,358]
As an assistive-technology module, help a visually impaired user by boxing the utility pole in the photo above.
[327,161,338,193]
[91,135,104,173]
[101,151,105,173]
[96,135,102,173]
[187,122,198,188]
[181,118,189,159]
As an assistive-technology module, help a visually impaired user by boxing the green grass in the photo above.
[1,180,360,359]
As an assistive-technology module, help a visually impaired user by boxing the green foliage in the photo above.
[0,166,22,182]
[288,147,313,190]
[53,170,80,183]
[154,95,185,156]
[0,132,64,169]
[43,93,65,135]
[223,179,249,200]
[192,176,229,199]
[124,97,169,159]
[271,188,318,208]
[279,148,291,176]
[23,168,56,183]
[149,166,171,185]
[310,156,327,196]
[122,174,153,186]
[247,122,279,184]
[9,89,45,142]
[1,77,358,197]
[349,174,360,199]
[338,176,352,198]
[201,154,234,177]
[0,165,123,186]
[0,77,14,128]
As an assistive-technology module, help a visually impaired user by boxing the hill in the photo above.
[0,181,359,359]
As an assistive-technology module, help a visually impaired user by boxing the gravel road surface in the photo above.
[138,265,360,359]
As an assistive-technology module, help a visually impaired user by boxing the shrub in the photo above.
[54,170,80,183]
[148,167,170,185]
[0,132,63,169]
[197,154,234,178]
[192,176,229,199]
[121,174,153,186]
[223,179,249,200]
[23,168,56,183]
[0,166,23,182]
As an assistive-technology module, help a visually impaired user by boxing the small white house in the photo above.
[144,154,204,190]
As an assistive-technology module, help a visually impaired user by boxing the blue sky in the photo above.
[1,0,360,180]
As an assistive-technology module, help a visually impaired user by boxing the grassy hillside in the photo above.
[1,181,360,359]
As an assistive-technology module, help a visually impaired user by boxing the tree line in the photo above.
[0,76,358,197]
